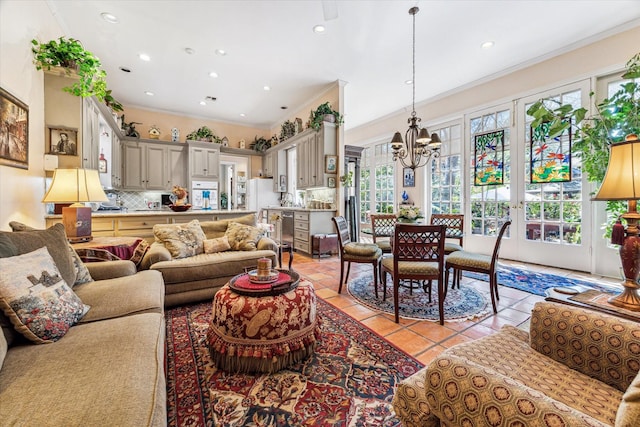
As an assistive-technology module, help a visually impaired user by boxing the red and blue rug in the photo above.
[166,299,423,426]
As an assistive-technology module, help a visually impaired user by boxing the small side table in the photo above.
[545,286,640,322]
[278,242,293,270]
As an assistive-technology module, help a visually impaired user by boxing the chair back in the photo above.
[430,214,464,246]
[393,224,446,265]
[370,214,397,244]
[332,216,352,252]
[490,220,512,270]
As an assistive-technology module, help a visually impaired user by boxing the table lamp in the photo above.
[592,135,640,311]
[42,168,108,243]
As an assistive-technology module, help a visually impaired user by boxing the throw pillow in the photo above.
[7,221,93,288]
[204,236,231,254]
[225,222,264,251]
[0,247,88,343]
[1,223,76,288]
[153,219,206,259]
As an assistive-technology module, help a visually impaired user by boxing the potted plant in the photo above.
[186,126,218,142]
[310,102,343,131]
[31,37,109,101]
[250,136,271,152]
[526,51,640,234]
[280,120,296,141]
[220,192,228,209]
[104,89,123,113]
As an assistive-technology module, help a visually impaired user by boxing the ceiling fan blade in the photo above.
[322,0,338,21]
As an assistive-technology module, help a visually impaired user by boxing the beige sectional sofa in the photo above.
[140,213,278,307]
[0,224,166,426]
[392,301,640,427]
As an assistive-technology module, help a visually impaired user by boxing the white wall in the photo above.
[0,1,64,230]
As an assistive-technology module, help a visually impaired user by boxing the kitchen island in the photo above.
[45,209,258,241]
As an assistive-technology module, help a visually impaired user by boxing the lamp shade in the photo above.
[42,168,108,204]
[593,139,640,201]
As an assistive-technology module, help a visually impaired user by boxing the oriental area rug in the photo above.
[347,274,491,322]
[165,299,424,426]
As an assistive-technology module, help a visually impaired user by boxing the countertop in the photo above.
[44,209,257,219]
[264,206,337,212]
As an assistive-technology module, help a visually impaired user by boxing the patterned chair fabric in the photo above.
[444,220,511,314]
[381,224,446,324]
[370,214,397,254]
[393,301,640,427]
[332,216,382,297]
[430,214,464,254]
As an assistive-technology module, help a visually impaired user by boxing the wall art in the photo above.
[403,167,415,187]
[0,87,29,169]
[48,126,78,156]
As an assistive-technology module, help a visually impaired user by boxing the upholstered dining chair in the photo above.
[370,213,397,254]
[381,224,446,324]
[332,216,383,297]
[430,214,464,254]
[444,220,512,314]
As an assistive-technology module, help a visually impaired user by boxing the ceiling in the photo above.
[47,1,640,131]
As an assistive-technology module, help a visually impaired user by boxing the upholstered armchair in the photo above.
[392,301,640,427]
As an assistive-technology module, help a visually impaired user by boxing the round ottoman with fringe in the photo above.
[206,279,321,373]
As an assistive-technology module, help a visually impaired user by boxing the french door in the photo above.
[465,80,592,272]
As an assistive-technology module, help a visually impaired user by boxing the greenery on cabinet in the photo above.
[250,136,271,152]
[280,120,296,142]
[185,126,221,143]
[31,37,117,105]
[104,89,123,112]
[220,192,228,209]
[310,102,343,131]
[526,52,640,237]
[121,115,141,138]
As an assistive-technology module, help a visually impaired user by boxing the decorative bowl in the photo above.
[169,204,191,212]
[247,269,280,284]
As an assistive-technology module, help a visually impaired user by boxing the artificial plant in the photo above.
[526,51,640,236]
[250,136,271,152]
[186,126,220,142]
[310,102,343,131]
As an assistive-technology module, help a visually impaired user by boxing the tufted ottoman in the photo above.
[206,279,321,374]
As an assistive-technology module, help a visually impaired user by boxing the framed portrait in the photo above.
[0,87,29,169]
[325,155,337,174]
[49,127,78,156]
[327,176,336,188]
[403,167,415,187]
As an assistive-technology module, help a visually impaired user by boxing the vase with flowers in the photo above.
[397,206,423,223]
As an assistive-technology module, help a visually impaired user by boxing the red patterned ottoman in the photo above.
[206,279,321,373]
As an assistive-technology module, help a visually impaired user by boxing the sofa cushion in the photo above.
[0,312,166,426]
[204,236,231,254]
[153,219,207,259]
[1,223,76,289]
[225,222,263,251]
[0,247,87,343]
[617,368,640,427]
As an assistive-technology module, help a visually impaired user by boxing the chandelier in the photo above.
[390,7,442,170]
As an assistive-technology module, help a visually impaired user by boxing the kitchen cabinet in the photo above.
[110,134,122,189]
[292,210,336,255]
[188,141,220,179]
[295,123,336,189]
[122,138,186,191]
[263,151,274,178]
[82,97,101,170]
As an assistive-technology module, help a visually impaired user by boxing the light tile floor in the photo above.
[287,251,622,366]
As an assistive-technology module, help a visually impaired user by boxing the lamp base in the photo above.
[62,206,93,243]
[608,285,640,312]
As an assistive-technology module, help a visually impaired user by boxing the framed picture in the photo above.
[474,129,505,186]
[328,176,336,188]
[325,155,337,174]
[530,121,572,183]
[403,167,415,187]
[0,87,29,169]
[49,127,78,156]
[279,174,287,191]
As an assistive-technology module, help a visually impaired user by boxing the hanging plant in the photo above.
[31,37,110,101]
[310,102,343,131]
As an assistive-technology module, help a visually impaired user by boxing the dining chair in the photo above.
[370,213,397,254]
[444,220,512,314]
[332,216,383,297]
[430,214,464,254]
[381,224,446,324]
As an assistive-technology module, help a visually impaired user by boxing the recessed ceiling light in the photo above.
[215,49,226,56]
[209,71,218,78]
[313,25,326,33]
[100,12,118,24]
[139,53,151,61]
[144,91,154,96]
[481,41,495,49]
[263,86,271,91]
[119,66,131,73]
[199,101,206,106]
[184,47,195,55]
[205,96,217,101]
[239,113,246,117]
[281,106,288,110]
[405,80,412,85]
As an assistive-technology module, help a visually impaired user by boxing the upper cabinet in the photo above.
[295,123,337,190]
[188,141,220,180]
[121,138,187,191]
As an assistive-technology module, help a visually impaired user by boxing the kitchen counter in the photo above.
[262,206,336,213]
[44,209,257,219]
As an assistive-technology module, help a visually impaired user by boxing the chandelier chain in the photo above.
[411,7,416,116]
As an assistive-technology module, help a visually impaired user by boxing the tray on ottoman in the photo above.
[229,269,300,297]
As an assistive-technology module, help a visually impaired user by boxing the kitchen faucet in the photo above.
[281,192,294,207]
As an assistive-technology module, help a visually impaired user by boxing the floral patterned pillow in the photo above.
[153,220,207,259]
[0,247,88,344]
[224,222,264,251]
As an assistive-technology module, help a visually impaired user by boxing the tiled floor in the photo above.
[287,251,622,366]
